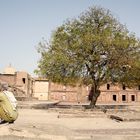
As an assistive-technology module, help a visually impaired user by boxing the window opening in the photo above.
[138,85,140,90]
[131,95,135,101]
[113,95,117,101]
[122,95,126,101]
[122,85,126,90]
[107,84,110,90]
[22,78,26,84]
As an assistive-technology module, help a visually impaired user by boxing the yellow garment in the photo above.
[0,91,18,123]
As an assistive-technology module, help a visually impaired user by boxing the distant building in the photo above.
[48,83,140,104]
[0,65,140,104]
[49,82,88,102]
[0,65,34,99]
[97,84,140,104]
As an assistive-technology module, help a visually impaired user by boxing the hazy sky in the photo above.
[0,0,140,76]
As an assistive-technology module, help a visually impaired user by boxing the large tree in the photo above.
[35,6,140,107]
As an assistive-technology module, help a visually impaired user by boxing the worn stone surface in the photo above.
[1,107,140,140]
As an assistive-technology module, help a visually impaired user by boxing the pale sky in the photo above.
[0,0,140,76]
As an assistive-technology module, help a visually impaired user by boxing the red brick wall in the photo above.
[49,82,140,104]
[49,83,89,102]
[0,74,16,85]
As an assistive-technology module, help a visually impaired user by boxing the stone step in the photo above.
[57,114,106,118]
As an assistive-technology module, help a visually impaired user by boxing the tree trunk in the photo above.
[88,83,100,108]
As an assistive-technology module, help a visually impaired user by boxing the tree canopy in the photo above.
[35,6,140,106]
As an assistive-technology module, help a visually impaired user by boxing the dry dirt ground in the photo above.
[0,106,140,140]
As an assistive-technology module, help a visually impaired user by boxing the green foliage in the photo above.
[35,6,140,87]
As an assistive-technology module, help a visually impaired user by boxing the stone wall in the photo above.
[0,74,16,85]
[49,82,89,102]
[98,84,140,104]
[0,72,34,98]
[15,71,34,97]
[1,70,140,104]
[49,82,140,104]
[33,79,49,100]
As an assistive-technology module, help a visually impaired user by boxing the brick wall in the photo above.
[49,82,140,104]
[0,74,16,85]
[49,82,89,102]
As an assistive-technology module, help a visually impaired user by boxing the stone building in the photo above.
[48,82,140,104]
[48,82,89,102]
[98,84,140,104]
[1,65,140,104]
[0,65,34,99]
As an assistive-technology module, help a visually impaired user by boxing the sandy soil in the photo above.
[0,108,140,140]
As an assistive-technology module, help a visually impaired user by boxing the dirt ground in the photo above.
[0,106,140,140]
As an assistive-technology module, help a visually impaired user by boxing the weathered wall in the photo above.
[0,74,16,85]
[1,71,140,104]
[49,82,89,102]
[16,71,33,97]
[34,80,49,100]
[49,83,140,104]
[0,72,34,98]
